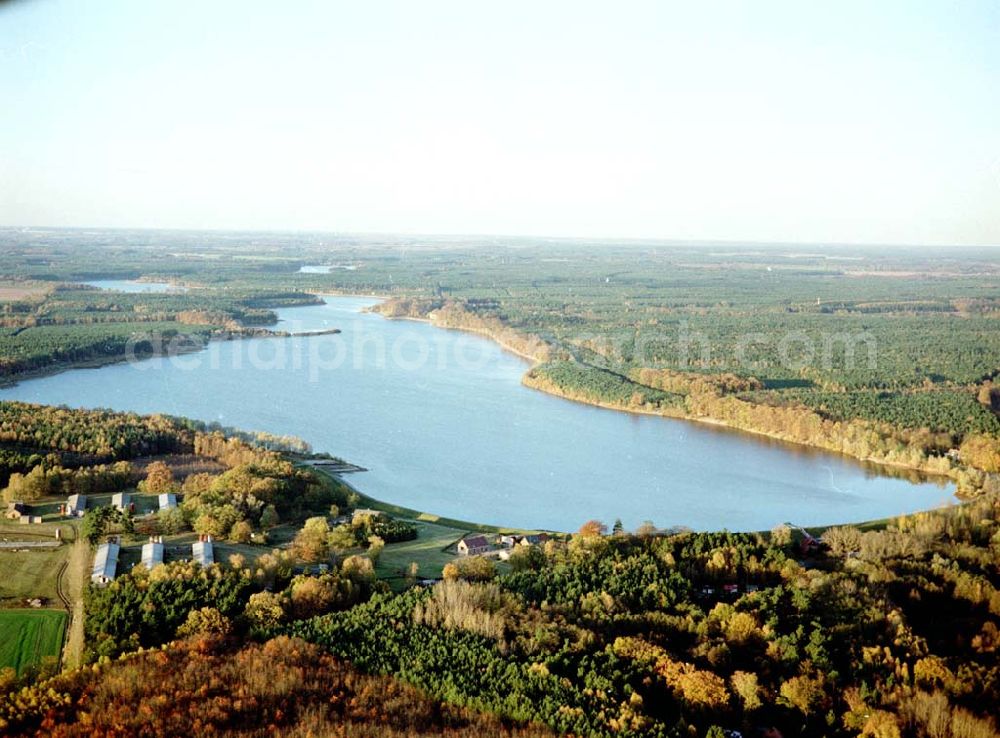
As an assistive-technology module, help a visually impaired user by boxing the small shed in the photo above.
[351,508,382,524]
[91,540,120,585]
[112,492,131,511]
[519,533,550,547]
[66,494,87,518]
[457,535,491,556]
[192,534,214,567]
[5,501,28,520]
[158,493,177,511]
[141,536,164,570]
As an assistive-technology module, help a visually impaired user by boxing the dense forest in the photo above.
[0,402,195,486]
[281,502,1000,738]
[0,400,318,491]
[1,636,556,737]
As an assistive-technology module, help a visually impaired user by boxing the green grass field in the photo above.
[0,609,67,675]
[376,520,468,583]
[0,542,69,608]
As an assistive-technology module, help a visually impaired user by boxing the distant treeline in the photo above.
[0,286,322,378]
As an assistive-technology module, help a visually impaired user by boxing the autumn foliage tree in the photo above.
[292,516,332,563]
[139,460,176,494]
[577,520,607,538]
[960,434,1000,472]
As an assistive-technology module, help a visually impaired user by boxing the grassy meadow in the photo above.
[0,610,66,675]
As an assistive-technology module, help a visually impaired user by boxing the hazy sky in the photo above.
[1,0,998,244]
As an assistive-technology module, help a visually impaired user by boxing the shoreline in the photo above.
[359,297,959,487]
[356,296,546,364]
[0,291,957,505]
[313,466,555,536]
[0,323,340,389]
[371,312,542,364]
[520,375,956,483]
[0,342,210,388]
[316,452,942,539]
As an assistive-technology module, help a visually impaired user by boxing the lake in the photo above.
[86,280,187,293]
[298,265,356,273]
[0,296,955,531]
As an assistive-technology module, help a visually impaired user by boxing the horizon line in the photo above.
[1,223,999,251]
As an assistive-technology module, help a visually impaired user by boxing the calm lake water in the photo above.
[86,280,187,293]
[298,265,356,273]
[0,296,955,531]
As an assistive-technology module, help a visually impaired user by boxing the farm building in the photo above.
[65,494,86,518]
[92,540,120,585]
[457,535,491,556]
[141,536,164,570]
[519,533,550,547]
[498,533,550,549]
[351,508,382,523]
[5,501,28,520]
[192,534,214,566]
[112,492,131,510]
[158,493,177,511]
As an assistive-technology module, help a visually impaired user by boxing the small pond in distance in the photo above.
[85,280,187,293]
